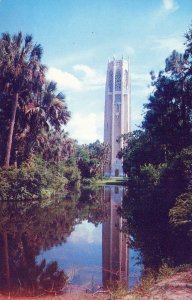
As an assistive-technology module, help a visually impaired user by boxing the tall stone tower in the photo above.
[104,57,131,177]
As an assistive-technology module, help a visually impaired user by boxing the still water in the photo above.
[38,185,142,291]
[0,185,142,296]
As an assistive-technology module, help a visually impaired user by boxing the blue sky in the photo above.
[0,0,192,143]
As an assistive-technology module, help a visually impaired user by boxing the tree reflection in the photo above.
[0,198,73,296]
[0,232,67,296]
[121,188,192,273]
[77,187,108,225]
[0,188,107,296]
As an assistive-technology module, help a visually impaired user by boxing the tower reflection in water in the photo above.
[102,185,128,289]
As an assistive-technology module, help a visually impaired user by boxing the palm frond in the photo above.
[40,64,48,73]
[13,32,23,47]
[31,44,43,60]
[56,92,65,101]
[1,32,11,43]
[47,81,57,93]
[25,34,33,47]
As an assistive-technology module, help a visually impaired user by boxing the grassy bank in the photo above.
[94,177,128,186]
[122,264,192,300]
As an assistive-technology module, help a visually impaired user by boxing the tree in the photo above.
[120,25,192,177]
[75,140,110,180]
[118,131,165,176]
[88,140,110,179]
[169,192,192,237]
[142,49,192,160]
[0,32,72,167]
[39,130,74,163]
[119,24,192,271]
[0,32,47,167]
[15,82,71,166]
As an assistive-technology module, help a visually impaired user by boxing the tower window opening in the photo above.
[108,70,113,92]
[115,70,121,91]
[115,94,121,104]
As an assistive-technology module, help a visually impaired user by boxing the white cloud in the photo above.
[73,64,105,90]
[67,112,104,144]
[47,67,82,91]
[47,64,105,92]
[162,0,179,12]
[73,64,95,77]
[153,37,185,53]
[67,221,102,244]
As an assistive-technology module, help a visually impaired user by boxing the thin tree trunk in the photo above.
[4,93,19,168]
[2,232,10,290]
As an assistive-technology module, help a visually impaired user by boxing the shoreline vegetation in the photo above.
[0,265,191,299]
[123,264,192,300]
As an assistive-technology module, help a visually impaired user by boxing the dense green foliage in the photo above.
[119,25,192,270]
[75,140,110,181]
[0,32,81,199]
[0,156,81,200]
[0,32,71,167]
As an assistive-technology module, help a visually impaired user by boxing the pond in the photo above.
[38,185,142,292]
[0,185,142,296]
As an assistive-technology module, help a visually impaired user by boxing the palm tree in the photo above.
[38,129,73,163]
[89,141,110,179]
[8,81,72,166]
[42,81,71,130]
[0,32,46,167]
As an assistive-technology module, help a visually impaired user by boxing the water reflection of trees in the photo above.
[0,187,107,296]
[0,232,67,296]
[77,187,108,225]
[121,188,192,273]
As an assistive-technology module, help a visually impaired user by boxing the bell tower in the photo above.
[104,57,131,177]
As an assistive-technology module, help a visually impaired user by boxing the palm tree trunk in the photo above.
[4,93,19,168]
